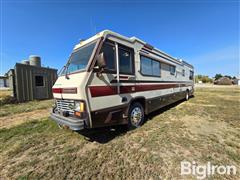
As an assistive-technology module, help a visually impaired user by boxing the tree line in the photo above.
[195,74,237,83]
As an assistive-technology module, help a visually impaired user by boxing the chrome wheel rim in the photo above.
[130,107,142,125]
[186,92,189,100]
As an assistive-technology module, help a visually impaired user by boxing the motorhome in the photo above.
[51,30,194,130]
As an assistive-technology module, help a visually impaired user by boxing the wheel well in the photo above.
[129,97,146,113]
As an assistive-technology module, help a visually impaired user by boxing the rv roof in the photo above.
[73,30,193,69]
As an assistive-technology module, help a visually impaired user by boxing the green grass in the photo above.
[0,87,239,179]
[0,99,54,117]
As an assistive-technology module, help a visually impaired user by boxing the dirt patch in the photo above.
[0,109,50,129]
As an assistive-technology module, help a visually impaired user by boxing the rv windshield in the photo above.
[62,41,97,75]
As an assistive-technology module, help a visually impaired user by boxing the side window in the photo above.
[141,56,152,75]
[152,60,160,76]
[140,56,161,76]
[189,70,194,80]
[182,69,185,76]
[35,76,44,87]
[169,65,176,75]
[119,47,134,74]
[100,42,116,71]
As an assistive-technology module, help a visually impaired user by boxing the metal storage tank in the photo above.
[21,60,29,65]
[29,55,41,67]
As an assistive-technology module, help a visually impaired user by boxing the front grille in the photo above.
[56,99,75,115]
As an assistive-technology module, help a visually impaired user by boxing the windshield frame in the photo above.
[60,38,100,76]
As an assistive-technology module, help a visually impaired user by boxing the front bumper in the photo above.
[50,112,85,131]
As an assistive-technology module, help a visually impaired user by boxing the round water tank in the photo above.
[29,55,41,67]
[21,60,29,65]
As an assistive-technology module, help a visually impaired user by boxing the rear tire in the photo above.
[128,102,144,129]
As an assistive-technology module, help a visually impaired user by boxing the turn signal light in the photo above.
[75,111,81,117]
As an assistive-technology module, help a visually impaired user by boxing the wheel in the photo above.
[185,90,189,101]
[128,102,144,128]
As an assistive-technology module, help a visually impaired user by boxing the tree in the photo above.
[214,74,223,80]
[195,74,213,83]
[224,75,232,79]
[202,76,212,83]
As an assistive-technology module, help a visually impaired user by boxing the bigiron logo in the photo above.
[180,161,237,179]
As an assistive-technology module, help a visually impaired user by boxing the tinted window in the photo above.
[140,56,160,76]
[141,56,152,75]
[182,69,185,76]
[152,60,160,76]
[189,70,194,80]
[169,65,176,75]
[119,48,133,74]
[101,43,115,70]
[35,76,44,87]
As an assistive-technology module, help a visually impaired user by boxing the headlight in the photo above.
[74,101,84,112]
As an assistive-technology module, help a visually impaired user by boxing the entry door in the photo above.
[33,74,47,99]
[88,40,135,127]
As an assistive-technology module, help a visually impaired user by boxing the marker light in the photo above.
[74,101,84,112]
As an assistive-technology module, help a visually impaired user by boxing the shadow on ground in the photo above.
[77,125,128,144]
[77,98,189,144]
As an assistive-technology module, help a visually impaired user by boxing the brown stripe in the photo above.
[52,87,77,94]
[89,86,118,97]
[89,84,189,97]
[62,88,77,94]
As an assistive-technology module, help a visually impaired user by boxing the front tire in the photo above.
[128,102,144,129]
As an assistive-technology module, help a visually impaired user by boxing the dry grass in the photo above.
[0,86,239,179]
[0,90,12,98]
[0,109,51,129]
[0,99,53,117]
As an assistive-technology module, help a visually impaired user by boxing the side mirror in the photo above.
[96,52,106,69]
[95,52,106,78]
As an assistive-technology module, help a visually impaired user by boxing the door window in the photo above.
[99,41,135,75]
[100,42,116,71]
[119,47,134,74]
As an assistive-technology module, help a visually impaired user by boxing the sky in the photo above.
[0,0,239,77]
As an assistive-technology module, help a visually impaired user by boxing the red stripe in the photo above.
[89,86,118,97]
[89,84,186,97]
[52,88,62,94]
[52,88,77,94]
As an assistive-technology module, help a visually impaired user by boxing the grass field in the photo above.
[0,90,12,98]
[0,99,53,117]
[0,86,239,179]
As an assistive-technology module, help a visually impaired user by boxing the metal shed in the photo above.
[7,56,58,102]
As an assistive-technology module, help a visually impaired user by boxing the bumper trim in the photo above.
[50,113,85,131]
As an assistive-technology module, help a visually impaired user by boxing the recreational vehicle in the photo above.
[51,30,194,130]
